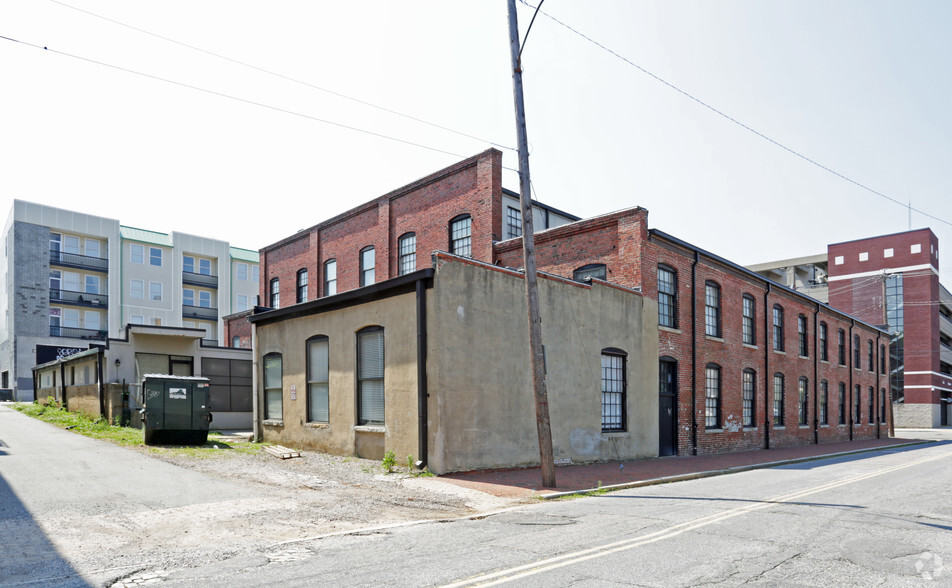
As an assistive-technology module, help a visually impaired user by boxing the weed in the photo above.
[382,450,396,473]
[406,454,414,471]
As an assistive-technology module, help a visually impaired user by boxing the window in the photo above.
[360,247,375,287]
[63,308,80,328]
[236,262,248,280]
[263,353,283,420]
[270,278,280,309]
[853,335,861,367]
[357,327,385,425]
[819,322,828,361]
[880,388,887,424]
[199,258,211,275]
[324,259,337,296]
[50,309,61,335]
[149,247,162,267]
[50,233,61,259]
[85,311,100,332]
[773,373,785,426]
[819,380,829,425]
[798,315,808,357]
[705,364,721,429]
[236,294,249,312]
[183,289,195,307]
[131,244,144,264]
[398,233,416,275]
[868,386,874,424]
[297,269,308,303]
[838,382,846,425]
[574,264,607,282]
[742,295,755,345]
[232,336,240,348]
[798,377,809,426]
[199,291,211,308]
[838,329,846,365]
[773,305,784,351]
[602,349,627,432]
[64,235,80,254]
[85,239,100,258]
[307,336,329,423]
[252,266,259,282]
[50,270,61,297]
[130,315,144,325]
[449,215,472,257]
[742,369,756,427]
[183,256,195,274]
[85,275,100,294]
[880,344,886,375]
[854,385,862,424]
[867,340,874,372]
[506,206,522,239]
[152,317,162,326]
[658,265,677,328]
[149,282,162,301]
[704,282,721,338]
[63,271,80,292]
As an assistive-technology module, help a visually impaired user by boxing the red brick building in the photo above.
[237,151,889,458]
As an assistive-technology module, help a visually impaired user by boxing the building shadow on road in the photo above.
[0,470,91,587]
[776,440,949,470]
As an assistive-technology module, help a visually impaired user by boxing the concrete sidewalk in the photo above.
[439,436,933,499]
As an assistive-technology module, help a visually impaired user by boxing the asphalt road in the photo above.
[159,435,952,587]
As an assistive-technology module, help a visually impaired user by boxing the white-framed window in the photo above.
[307,336,330,423]
[63,235,80,255]
[183,288,195,307]
[183,255,195,274]
[449,215,472,257]
[85,275,100,294]
[63,308,80,328]
[236,294,249,312]
[63,271,80,292]
[131,279,144,299]
[149,281,162,301]
[705,364,721,429]
[601,349,627,432]
[236,262,248,280]
[131,244,144,264]
[360,247,375,287]
[232,336,241,348]
[270,278,280,309]
[84,311,100,331]
[324,260,337,296]
[199,258,211,275]
[150,247,163,267]
[398,233,416,275]
[130,315,144,325]
[50,270,61,295]
[252,266,259,282]
[357,327,385,425]
[704,281,721,338]
[85,239,100,258]
[264,353,283,420]
[199,291,211,308]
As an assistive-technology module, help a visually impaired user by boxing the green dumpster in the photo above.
[139,375,213,445]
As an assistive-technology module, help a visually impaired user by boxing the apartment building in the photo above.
[748,229,952,428]
[0,200,260,401]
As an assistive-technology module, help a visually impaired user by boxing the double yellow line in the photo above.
[442,450,951,587]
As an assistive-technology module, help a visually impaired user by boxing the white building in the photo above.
[0,200,259,401]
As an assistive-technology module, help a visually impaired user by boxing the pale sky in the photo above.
[2,1,950,275]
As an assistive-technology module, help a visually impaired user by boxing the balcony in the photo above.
[50,288,108,308]
[201,339,219,347]
[941,312,952,336]
[50,249,108,272]
[50,326,107,341]
[182,304,218,321]
[182,271,218,289]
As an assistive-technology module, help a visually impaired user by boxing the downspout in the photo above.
[251,320,261,442]
[416,278,429,469]
[690,251,699,455]
[97,349,105,418]
[763,283,771,450]
[848,320,854,441]
[812,306,819,445]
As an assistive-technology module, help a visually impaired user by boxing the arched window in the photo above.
[819,380,829,425]
[742,294,756,345]
[658,265,678,328]
[773,373,785,426]
[357,326,385,425]
[601,348,627,432]
[263,353,283,420]
[742,369,756,427]
[705,363,721,429]
[398,233,416,275]
[296,269,308,303]
[853,334,861,367]
[574,264,607,282]
[798,315,808,357]
[854,384,862,424]
[269,278,280,309]
[360,247,375,287]
[659,357,678,397]
[867,340,874,372]
[838,329,846,365]
[323,259,337,296]
[798,377,809,425]
[773,305,784,351]
[307,335,329,423]
[449,214,472,257]
[838,382,847,425]
[705,282,721,338]
[819,322,828,361]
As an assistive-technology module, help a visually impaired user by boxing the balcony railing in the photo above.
[50,288,108,308]
[182,271,218,289]
[202,339,219,347]
[49,326,107,341]
[182,304,218,321]
[50,249,108,272]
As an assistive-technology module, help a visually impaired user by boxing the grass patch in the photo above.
[11,401,142,446]
[146,439,261,458]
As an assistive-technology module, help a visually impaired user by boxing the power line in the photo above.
[516,0,952,229]
[47,0,516,153]
[0,34,510,165]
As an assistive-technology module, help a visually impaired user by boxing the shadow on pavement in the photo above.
[0,470,91,587]
[776,439,946,470]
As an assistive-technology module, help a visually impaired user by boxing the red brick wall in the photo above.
[222,311,253,349]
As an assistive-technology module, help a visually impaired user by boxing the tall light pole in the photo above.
[507,0,556,488]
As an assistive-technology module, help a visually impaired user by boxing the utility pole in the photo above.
[507,0,556,488]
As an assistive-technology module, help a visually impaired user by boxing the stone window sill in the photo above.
[354,425,385,434]
[263,419,284,427]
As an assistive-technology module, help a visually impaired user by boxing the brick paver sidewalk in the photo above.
[440,436,931,498]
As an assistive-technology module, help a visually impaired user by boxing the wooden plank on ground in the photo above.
[264,445,301,459]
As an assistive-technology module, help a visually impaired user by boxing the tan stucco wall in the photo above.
[65,384,100,419]
[255,292,420,461]
[426,257,659,474]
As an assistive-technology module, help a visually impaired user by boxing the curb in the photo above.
[538,440,934,500]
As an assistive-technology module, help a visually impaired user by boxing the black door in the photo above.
[942,397,949,427]
[659,359,678,456]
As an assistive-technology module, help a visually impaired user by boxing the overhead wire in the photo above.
[47,0,517,153]
[516,0,952,229]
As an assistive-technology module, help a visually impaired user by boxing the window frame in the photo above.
[867,340,874,372]
[819,322,828,362]
[506,206,522,239]
[263,353,283,421]
[296,268,308,304]
[149,281,162,301]
[705,363,721,429]
[360,246,375,287]
[449,214,472,258]
[324,259,337,296]
[773,373,785,426]
[397,233,417,276]
[798,314,808,357]
[601,348,627,432]
[149,247,163,267]
[306,335,330,424]
[854,384,862,424]
[868,386,875,424]
[773,305,784,351]
[357,326,385,426]
[742,294,756,345]
[798,376,809,426]
[838,329,846,365]
[130,243,144,264]
[269,278,280,309]
[838,382,847,425]
[657,265,678,329]
[819,380,829,425]
[573,264,607,283]
[704,281,721,338]
[742,369,756,427]
[854,334,861,368]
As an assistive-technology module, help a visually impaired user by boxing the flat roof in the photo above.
[120,226,174,247]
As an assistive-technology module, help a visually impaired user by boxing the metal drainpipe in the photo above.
[251,321,261,442]
[97,350,106,418]
[690,251,699,456]
[813,306,819,445]
[763,283,771,450]
[415,278,429,469]
[848,320,854,441]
